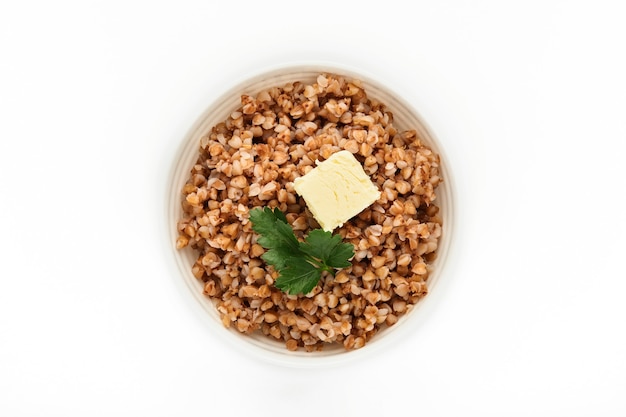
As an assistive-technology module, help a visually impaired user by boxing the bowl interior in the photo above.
[166,64,456,367]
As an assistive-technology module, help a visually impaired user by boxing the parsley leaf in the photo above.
[249,207,354,295]
[249,207,300,271]
[300,229,354,270]
[274,261,321,295]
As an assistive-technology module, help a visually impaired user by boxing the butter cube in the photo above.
[293,150,381,231]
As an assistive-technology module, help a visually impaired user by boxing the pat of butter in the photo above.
[293,150,381,231]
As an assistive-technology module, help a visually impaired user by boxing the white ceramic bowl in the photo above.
[166,63,457,368]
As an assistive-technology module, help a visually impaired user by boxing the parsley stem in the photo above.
[305,256,335,276]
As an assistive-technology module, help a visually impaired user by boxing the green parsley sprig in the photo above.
[249,207,354,295]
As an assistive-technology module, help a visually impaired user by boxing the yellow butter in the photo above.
[293,150,381,231]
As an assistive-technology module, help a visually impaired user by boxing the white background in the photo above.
[1,0,625,415]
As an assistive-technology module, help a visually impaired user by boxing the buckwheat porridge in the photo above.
[176,73,442,351]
